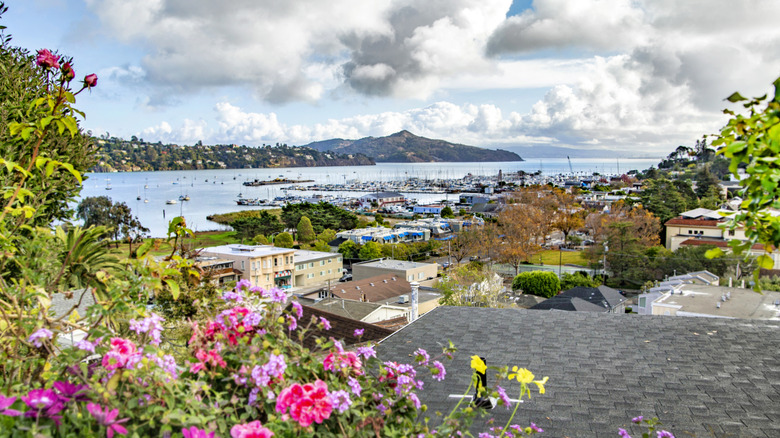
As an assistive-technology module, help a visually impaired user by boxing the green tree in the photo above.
[637,177,691,225]
[318,228,337,243]
[297,216,315,244]
[511,271,560,298]
[560,272,602,290]
[358,241,382,260]
[76,196,148,246]
[338,240,360,259]
[440,205,454,218]
[694,165,722,198]
[274,232,294,248]
[374,213,384,225]
[252,234,269,245]
[230,211,283,240]
[312,240,332,252]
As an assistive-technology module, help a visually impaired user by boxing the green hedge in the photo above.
[512,271,560,298]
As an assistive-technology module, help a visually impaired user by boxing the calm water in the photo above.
[78,158,660,237]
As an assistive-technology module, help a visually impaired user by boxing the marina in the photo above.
[76,158,660,237]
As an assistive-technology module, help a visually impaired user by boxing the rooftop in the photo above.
[355,259,437,270]
[200,244,294,257]
[376,306,780,437]
[293,249,341,263]
[653,284,780,320]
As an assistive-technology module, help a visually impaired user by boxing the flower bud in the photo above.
[83,73,98,88]
[61,62,75,81]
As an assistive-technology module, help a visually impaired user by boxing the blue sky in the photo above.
[4,0,780,157]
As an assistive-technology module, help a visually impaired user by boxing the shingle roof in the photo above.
[376,306,780,437]
[311,274,411,302]
[557,285,627,310]
[293,304,394,349]
[529,295,607,312]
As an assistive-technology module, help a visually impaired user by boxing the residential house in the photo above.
[358,191,405,207]
[291,304,394,349]
[376,306,780,437]
[412,204,444,215]
[293,249,343,287]
[529,285,627,313]
[200,244,295,290]
[193,256,240,286]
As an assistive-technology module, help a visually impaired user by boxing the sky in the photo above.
[3,0,780,158]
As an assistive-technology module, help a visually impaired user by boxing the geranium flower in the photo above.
[53,381,90,402]
[86,402,129,438]
[182,426,215,438]
[230,420,274,438]
[28,328,53,348]
[276,380,333,428]
[0,395,21,417]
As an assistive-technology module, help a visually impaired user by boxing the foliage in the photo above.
[560,272,602,290]
[317,228,336,243]
[206,209,281,226]
[337,240,360,259]
[440,205,454,218]
[274,231,294,248]
[438,264,506,307]
[511,271,560,298]
[311,240,331,252]
[281,202,358,233]
[76,196,149,246]
[229,211,284,240]
[445,227,480,265]
[708,75,780,279]
[296,216,315,244]
[252,234,269,245]
[637,177,693,226]
[358,241,382,260]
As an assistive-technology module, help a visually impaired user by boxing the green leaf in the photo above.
[164,279,180,300]
[773,76,780,102]
[106,372,121,392]
[136,239,153,257]
[756,254,774,269]
[59,162,82,184]
[726,92,747,103]
[61,116,79,137]
[704,247,724,259]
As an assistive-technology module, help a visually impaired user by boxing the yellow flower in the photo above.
[470,355,486,374]
[509,366,534,384]
[534,376,548,394]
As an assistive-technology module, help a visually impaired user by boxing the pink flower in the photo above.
[84,73,98,88]
[322,351,363,376]
[0,394,21,417]
[182,426,215,438]
[291,300,303,318]
[275,380,333,428]
[102,338,138,371]
[353,328,364,337]
[230,420,274,438]
[23,389,64,425]
[36,49,60,69]
[86,403,128,438]
[28,328,53,348]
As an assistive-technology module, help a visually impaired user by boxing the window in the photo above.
[728,230,735,236]
[241,261,245,270]
[320,271,325,276]
[307,273,315,279]
[265,274,270,281]
[688,230,692,234]
[418,272,423,280]
[320,260,325,266]
[328,269,331,274]
[407,275,413,281]
[309,262,314,268]
[274,258,278,267]
[337,257,342,263]
[328,259,332,264]
[639,297,646,308]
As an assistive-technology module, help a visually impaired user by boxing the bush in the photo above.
[274,231,294,248]
[560,272,601,290]
[512,271,561,298]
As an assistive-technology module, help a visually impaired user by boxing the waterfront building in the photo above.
[199,244,295,290]
[193,256,240,286]
[352,258,438,284]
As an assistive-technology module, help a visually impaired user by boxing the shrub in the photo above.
[512,271,561,298]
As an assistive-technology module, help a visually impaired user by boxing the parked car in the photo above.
[339,273,353,282]
[469,255,480,261]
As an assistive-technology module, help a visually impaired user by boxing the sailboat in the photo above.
[105,179,112,190]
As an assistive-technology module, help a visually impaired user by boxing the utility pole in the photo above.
[602,241,608,277]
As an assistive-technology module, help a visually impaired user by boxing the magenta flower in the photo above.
[102,338,139,371]
[431,360,446,381]
[182,426,215,438]
[83,73,98,88]
[618,428,632,438]
[414,348,430,366]
[276,380,333,427]
[22,389,64,425]
[356,345,376,359]
[529,422,543,433]
[347,377,361,396]
[328,389,352,413]
[0,395,21,417]
[75,338,97,353]
[36,49,60,69]
[319,317,331,330]
[632,415,644,424]
[28,328,53,348]
[353,328,364,337]
[263,287,286,303]
[61,61,75,81]
[230,420,274,438]
[495,385,511,409]
[129,313,164,346]
[657,432,675,438]
[86,402,129,438]
[291,300,303,318]
[53,381,90,402]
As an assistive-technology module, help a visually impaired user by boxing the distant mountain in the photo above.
[302,130,522,163]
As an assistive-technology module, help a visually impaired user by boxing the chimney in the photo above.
[410,281,419,322]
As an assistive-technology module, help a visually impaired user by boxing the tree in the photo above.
[230,211,283,240]
[437,265,505,307]
[358,241,382,260]
[550,190,585,244]
[76,196,148,246]
[318,228,337,243]
[338,240,360,259]
[252,234,269,245]
[694,165,722,198]
[637,177,691,225]
[374,213,384,225]
[440,205,454,218]
[281,202,358,233]
[312,240,331,252]
[274,232,294,248]
[560,272,602,290]
[447,228,480,265]
[297,216,315,244]
[511,271,560,298]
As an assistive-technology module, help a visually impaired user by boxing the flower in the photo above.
[129,313,164,346]
[319,317,331,330]
[22,389,64,425]
[508,366,533,384]
[353,328,364,337]
[347,377,361,396]
[28,328,53,348]
[529,422,543,433]
[264,287,287,303]
[86,403,129,438]
[291,300,303,318]
[431,361,446,381]
[75,338,97,353]
[328,389,352,413]
[182,426,216,438]
[276,380,333,428]
[102,338,139,371]
[414,348,430,366]
[618,428,632,438]
[84,73,98,88]
[230,420,274,438]
[356,345,376,359]
[61,61,75,81]
[53,381,90,402]
[533,376,548,394]
[36,49,60,69]
[656,431,675,438]
[0,394,21,417]
[470,356,486,374]
[323,351,362,376]
[495,386,511,409]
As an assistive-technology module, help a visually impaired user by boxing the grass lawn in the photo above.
[535,249,588,266]
[111,230,243,257]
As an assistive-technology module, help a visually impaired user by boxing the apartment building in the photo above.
[200,244,295,290]
[293,249,343,287]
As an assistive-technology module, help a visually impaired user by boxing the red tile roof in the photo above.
[665,218,723,227]
[680,238,766,250]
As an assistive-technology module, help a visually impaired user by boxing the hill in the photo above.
[302,130,522,163]
[90,138,375,172]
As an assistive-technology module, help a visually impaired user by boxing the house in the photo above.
[529,296,609,312]
[293,249,343,287]
[358,191,405,207]
[635,283,780,319]
[193,256,240,286]
[376,306,780,437]
[352,259,439,284]
[412,204,444,215]
[200,244,295,290]
[664,208,780,268]
[529,285,626,313]
[291,304,394,349]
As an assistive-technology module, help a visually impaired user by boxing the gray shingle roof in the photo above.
[376,306,780,437]
[529,295,607,312]
[558,285,626,309]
